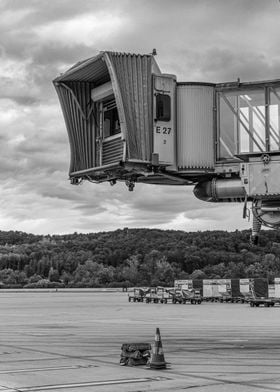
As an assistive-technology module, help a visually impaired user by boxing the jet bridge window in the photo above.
[217,89,267,160]
[269,87,280,151]
[156,94,171,122]
[103,98,121,138]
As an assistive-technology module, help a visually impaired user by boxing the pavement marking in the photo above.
[166,369,280,391]
[0,364,97,374]
[2,377,170,391]
[218,339,249,342]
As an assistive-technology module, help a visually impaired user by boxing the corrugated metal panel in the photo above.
[53,53,110,85]
[177,84,215,170]
[102,137,123,165]
[54,51,161,175]
[54,53,115,175]
[107,52,157,161]
[54,81,96,174]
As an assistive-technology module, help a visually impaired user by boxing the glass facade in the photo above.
[217,88,269,161]
[269,87,280,151]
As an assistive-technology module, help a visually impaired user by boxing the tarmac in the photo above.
[0,290,280,391]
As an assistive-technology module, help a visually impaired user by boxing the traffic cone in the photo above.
[148,327,167,369]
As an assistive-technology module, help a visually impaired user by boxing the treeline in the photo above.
[0,228,280,288]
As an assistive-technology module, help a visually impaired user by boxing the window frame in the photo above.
[216,83,280,162]
[100,96,121,141]
[155,93,171,122]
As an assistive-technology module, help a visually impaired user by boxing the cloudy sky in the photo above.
[1,0,280,235]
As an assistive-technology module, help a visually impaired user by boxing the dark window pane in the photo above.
[156,94,171,121]
[103,106,121,137]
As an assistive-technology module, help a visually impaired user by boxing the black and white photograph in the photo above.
[1,0,280,390]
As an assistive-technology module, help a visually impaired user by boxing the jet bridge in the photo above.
[53,51,280,242]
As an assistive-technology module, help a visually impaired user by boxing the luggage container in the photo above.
[212,279,222,300]
[268,284,275,298]
[203,280,215,301]
[239,278,253,302]
[193,279,203,296]
[202,279,221,301]
[275,278,280,298]
[174,279,193,290]
[217,279,232,302]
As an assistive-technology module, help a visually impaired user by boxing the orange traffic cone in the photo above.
[148,327,167,369]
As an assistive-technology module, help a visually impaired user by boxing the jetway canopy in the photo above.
[54,51,161,176]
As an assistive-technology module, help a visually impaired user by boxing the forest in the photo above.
[0,228,280,288]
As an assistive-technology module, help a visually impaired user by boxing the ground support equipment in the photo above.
[128,288,148,302]
[120,343,151,366]
[249,298,276,307]
[219,296,246,303]
[249,297,280,307]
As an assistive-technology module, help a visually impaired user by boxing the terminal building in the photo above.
[53,51,280,242]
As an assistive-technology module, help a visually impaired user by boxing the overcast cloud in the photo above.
[1,0,280,235]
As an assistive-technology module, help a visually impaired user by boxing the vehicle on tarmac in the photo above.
[166,288,202,304]
[218,291,246,303]
[128,286,202,304]
[249,297,278,307]
[248,281,280,307]
[144,287,169,303]
[128,287,148,302]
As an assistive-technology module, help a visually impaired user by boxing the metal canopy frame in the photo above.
[217,83,280,162]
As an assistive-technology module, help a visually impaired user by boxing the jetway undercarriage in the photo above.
[70,157,280,245]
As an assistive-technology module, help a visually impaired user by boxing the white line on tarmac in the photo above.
[2,377,168,391]
[218,339,249,342]
[0,364,96,374]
